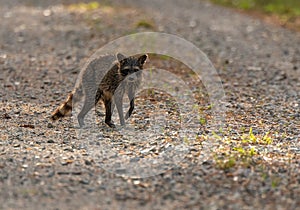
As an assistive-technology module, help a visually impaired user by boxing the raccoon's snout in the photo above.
[127,74,137,82]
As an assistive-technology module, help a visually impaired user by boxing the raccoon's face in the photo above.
[118,54,148,83]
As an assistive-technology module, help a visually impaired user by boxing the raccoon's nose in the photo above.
[128,77,135,81]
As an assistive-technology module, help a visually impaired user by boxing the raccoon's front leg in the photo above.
[115,96,125,126]
[110,100,116,116]
[104,99,116,128]
[125,98,135,120]
[125,90,135,120]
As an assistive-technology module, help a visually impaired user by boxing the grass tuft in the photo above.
[212,127,274,170]
[68,1,101,12]
[135,19,155,29]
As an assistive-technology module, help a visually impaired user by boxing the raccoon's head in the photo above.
[117,53,148,82]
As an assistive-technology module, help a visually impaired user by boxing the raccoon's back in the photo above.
[77,54,119,88]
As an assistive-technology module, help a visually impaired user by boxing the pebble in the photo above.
[13,143,20,147]
[84,159,93,165]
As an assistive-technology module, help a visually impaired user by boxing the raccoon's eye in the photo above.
[121,69,128,75]
[120,68,129,76]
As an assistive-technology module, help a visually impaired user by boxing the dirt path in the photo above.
[0,0,299,209]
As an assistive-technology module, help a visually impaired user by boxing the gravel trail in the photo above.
[0,0,299,209]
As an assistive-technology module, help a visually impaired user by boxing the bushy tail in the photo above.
[51,92,74,120]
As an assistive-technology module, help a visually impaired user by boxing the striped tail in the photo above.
[51,92,73,120]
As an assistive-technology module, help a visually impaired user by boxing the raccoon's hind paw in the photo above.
[50,112,62,121]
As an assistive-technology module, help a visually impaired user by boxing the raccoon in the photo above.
[51,53,148,128]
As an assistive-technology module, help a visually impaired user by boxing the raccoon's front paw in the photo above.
[125,112,131,120]
[105,121,116,128]
[78,118,85,128]
[120,119,126,126]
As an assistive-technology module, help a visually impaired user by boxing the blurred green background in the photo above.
[209,0,300,30]
[210,0,300,17]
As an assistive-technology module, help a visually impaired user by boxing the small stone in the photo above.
[20,124,35,129]
[43,9,51,17]
[65,55,72,60]
[130,157,140,163]
[133,180,140,185]
[13,143,20,147]
[115,168,127,174]
[47,139,55,143]
[47,123,54,128]
[62,139,69,144]
[274,72,287,81]
[79,179,90,185]
[84,159,92,165]
[22,164,28,168]
[2,113,11,119]
[64,147,73,152]
[247,66,262,71]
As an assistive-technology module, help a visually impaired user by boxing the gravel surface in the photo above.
[0,0,299,209]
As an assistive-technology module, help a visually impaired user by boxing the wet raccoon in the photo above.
[51,53,148,128]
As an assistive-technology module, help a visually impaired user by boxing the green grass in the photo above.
[135,19,156,29]
[68,1,101,11]
[212,127,274,170]
[209,0,300,18]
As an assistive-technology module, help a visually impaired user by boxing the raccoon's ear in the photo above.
[116,61,121,69]
[116,53,126,62]
[112,59,121,70]
[138,54,148,65]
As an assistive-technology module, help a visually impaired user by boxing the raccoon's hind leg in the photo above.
[77,90,101,127]
[77,98,94,127]
[104,98,116,128]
